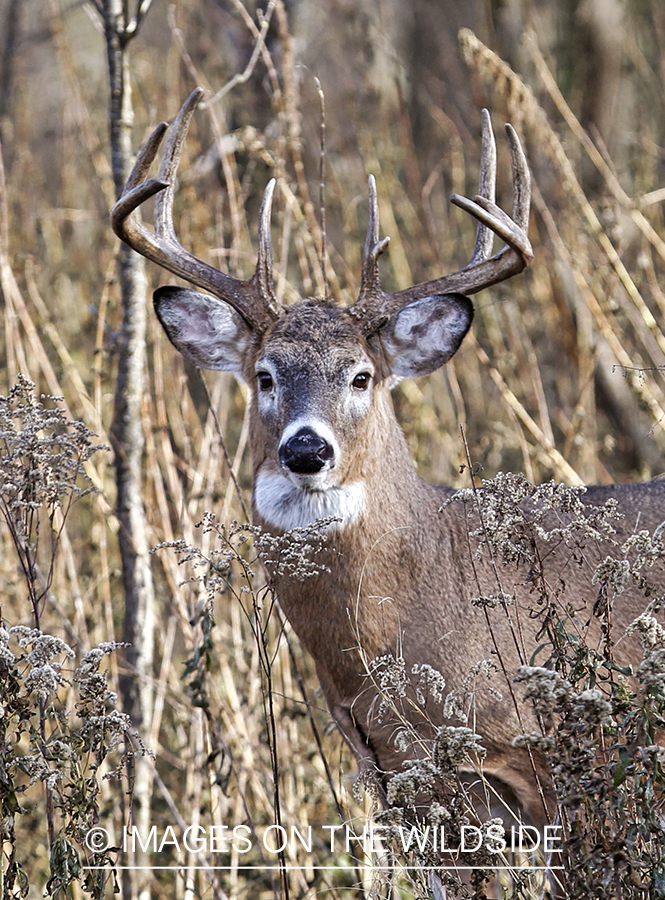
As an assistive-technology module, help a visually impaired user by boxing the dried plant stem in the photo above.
[203,1,276,108]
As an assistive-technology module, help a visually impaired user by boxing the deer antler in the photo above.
[110,88,281,332]
[351,109,533,334]
[112,94,530,336]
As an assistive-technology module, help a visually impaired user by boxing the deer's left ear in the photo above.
[378,293,474,378]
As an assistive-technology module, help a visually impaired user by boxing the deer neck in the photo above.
[251,392,449,668]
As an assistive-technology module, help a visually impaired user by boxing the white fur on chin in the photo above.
[254,467,365,532]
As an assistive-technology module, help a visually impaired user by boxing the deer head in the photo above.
[111,88,532,535]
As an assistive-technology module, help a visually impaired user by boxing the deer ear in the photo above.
[379,293,473,378]
[154,286,251,375]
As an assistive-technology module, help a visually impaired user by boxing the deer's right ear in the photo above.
[154,286,251,375]
[378,293,474,379]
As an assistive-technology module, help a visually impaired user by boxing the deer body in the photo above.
[242,298,664,825]
[111,89,664,827]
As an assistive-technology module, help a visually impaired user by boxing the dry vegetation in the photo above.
[0,0,665,898]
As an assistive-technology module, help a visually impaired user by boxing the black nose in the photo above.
[279,428,334,475]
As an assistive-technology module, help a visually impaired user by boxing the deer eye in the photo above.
[352,372,371,391]
[256,371,274,391]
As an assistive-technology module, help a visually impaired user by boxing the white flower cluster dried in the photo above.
[432,725,485,771]
[10,626,75,699]
[445,473,621,567]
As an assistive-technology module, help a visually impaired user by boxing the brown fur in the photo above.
[244,301,665,826]
[113,95,663,826]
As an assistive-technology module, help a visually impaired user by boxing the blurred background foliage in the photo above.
[0,0,664,896]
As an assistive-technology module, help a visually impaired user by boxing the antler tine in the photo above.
[470,108,497,265]
[111,176,170,230]
[253,178,277,302]
[153,87,203,244]
[450,119,532,258]
[110,88,280,332]
[351,114,533,335]
[123,121,170,195]
[350,176,391,325]
[110,120,170,232]
[506,123,530,233]
[357,176,391,303]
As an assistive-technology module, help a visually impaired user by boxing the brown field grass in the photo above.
[1,1,664,897]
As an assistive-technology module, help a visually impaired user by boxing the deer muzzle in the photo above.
[279,427,335,475]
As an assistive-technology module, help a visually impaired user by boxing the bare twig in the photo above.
[313,75,328,300]
[202,0,276,108]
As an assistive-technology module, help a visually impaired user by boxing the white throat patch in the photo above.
[254,467,365,532]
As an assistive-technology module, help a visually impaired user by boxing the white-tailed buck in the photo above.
[112,88,665,827]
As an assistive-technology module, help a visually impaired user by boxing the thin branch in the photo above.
[85,0,104,17]
[314,75,328,300]
[639,187,665,208]
[201,0,276,108]
[129,0,155,35]
[197,372,251,522]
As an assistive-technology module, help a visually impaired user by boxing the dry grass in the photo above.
[0,1,664,897]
